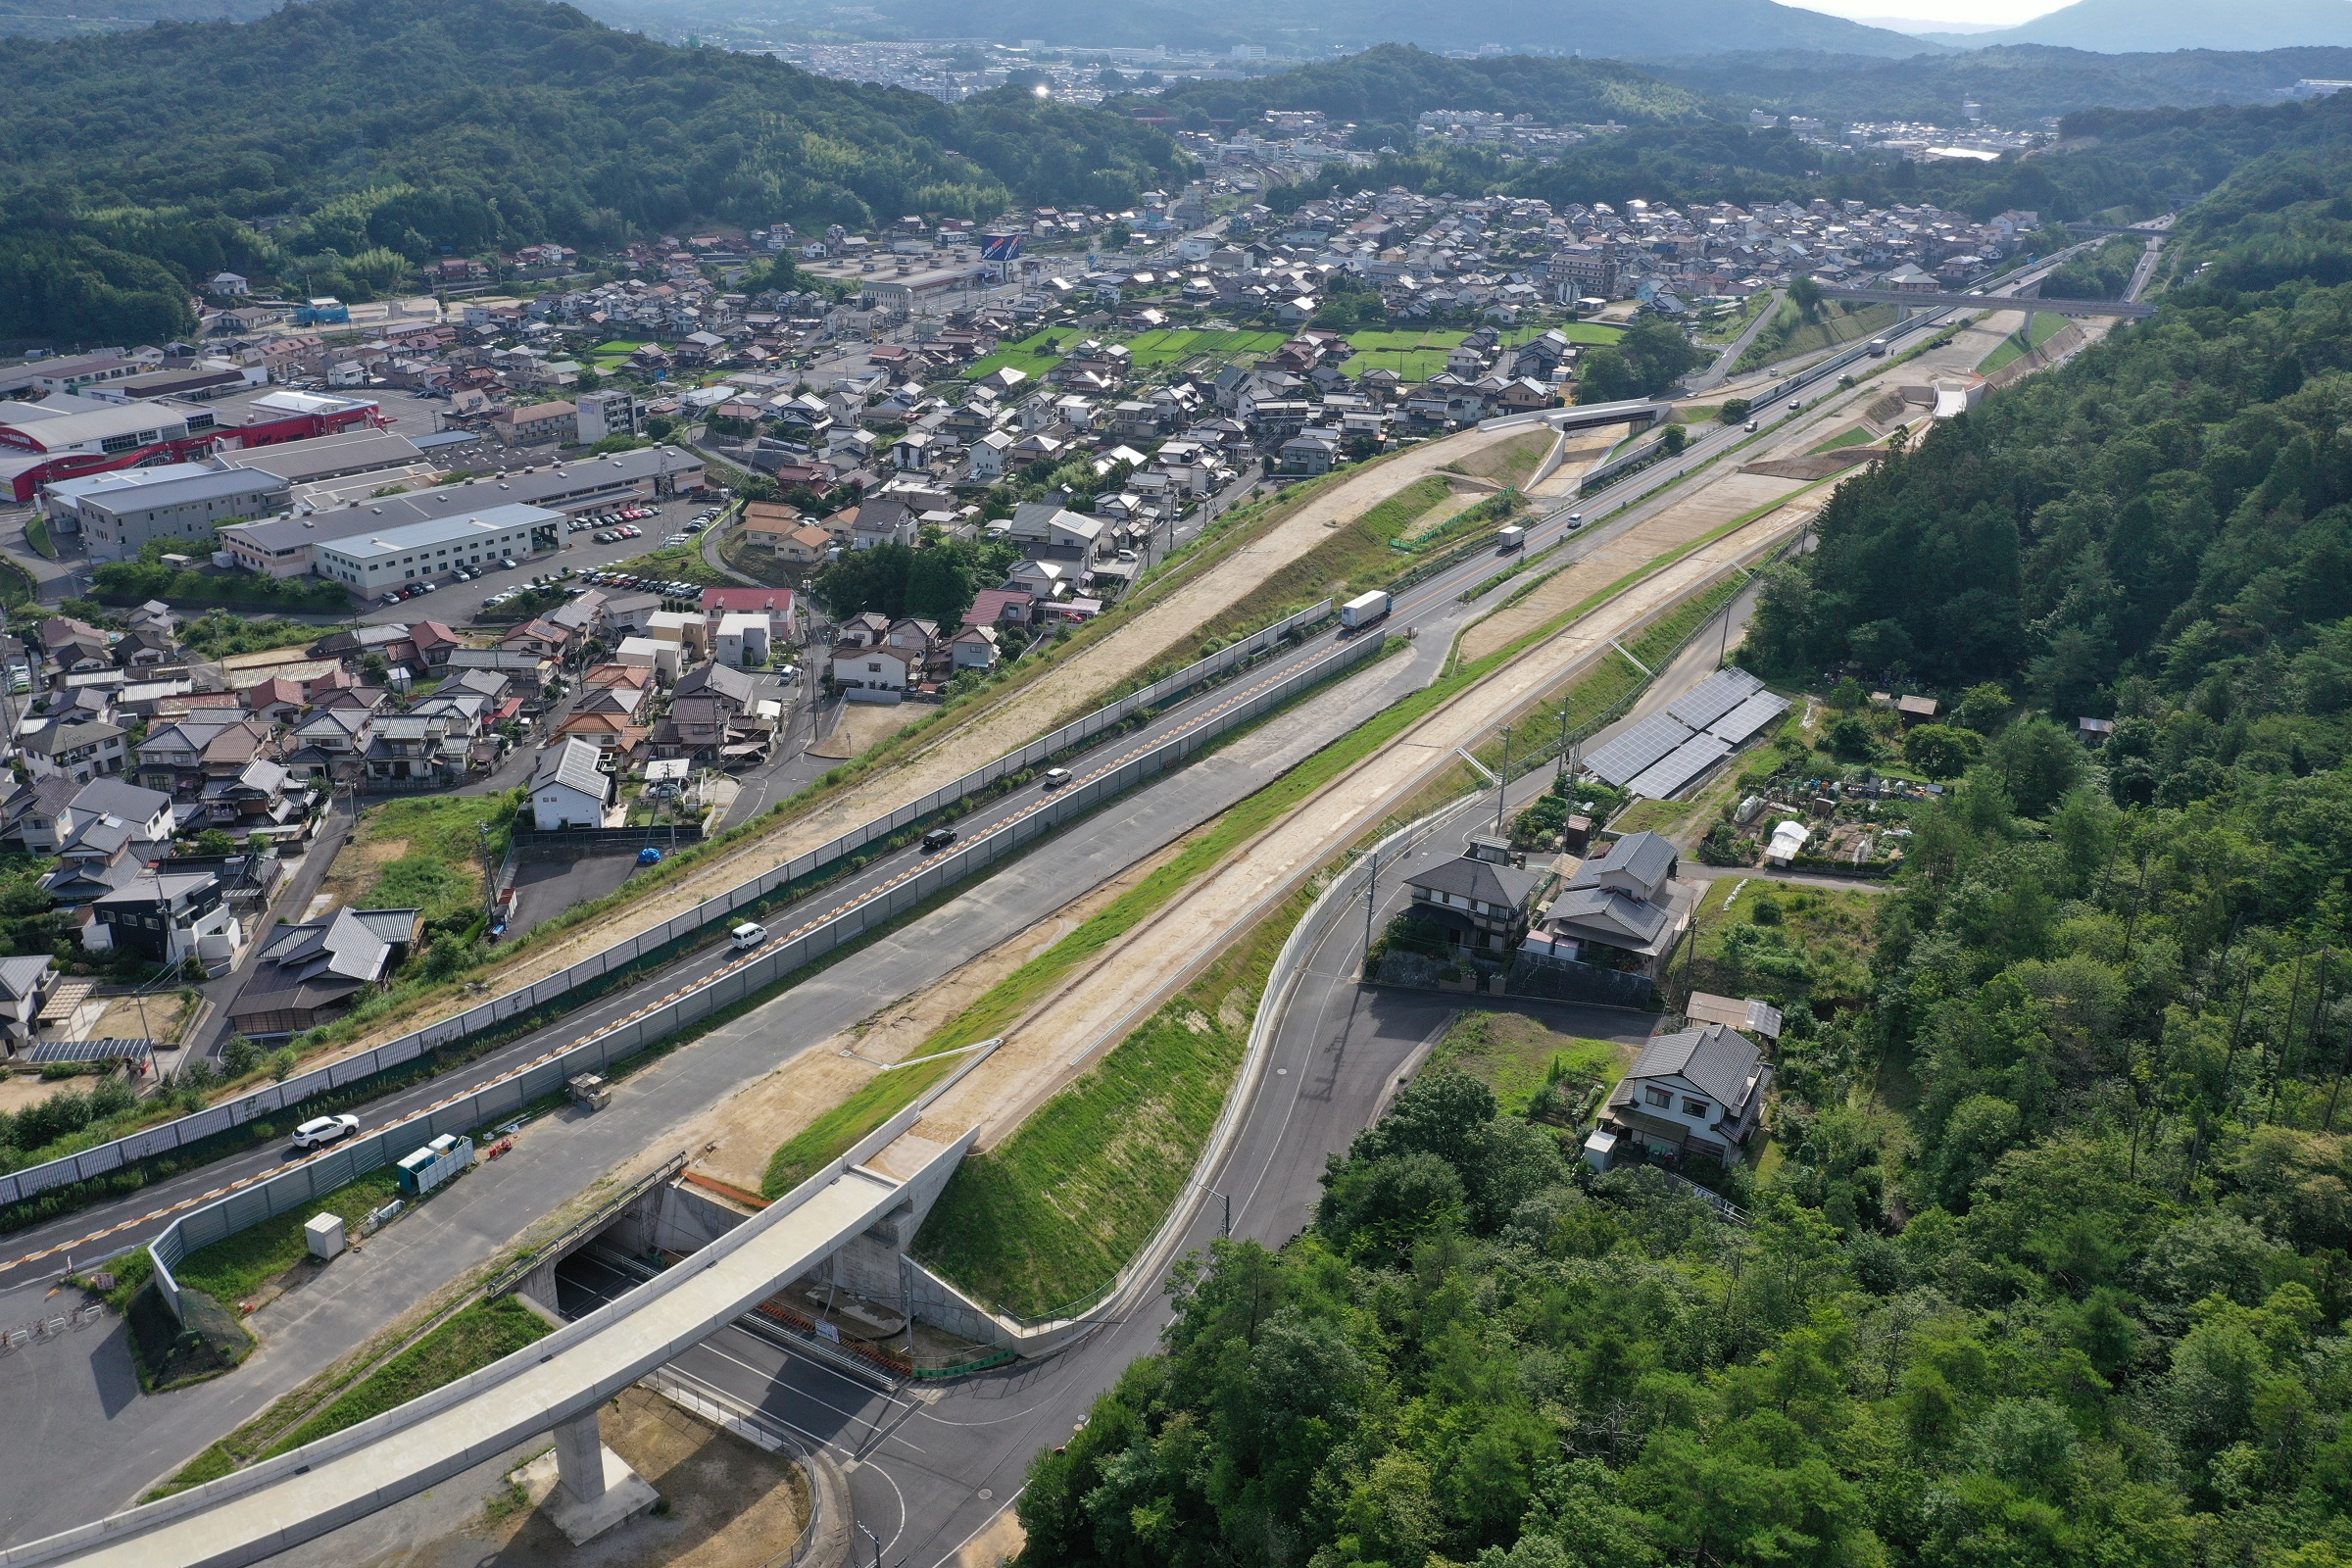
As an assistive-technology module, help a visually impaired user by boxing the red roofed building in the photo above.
[963,587,1034,629]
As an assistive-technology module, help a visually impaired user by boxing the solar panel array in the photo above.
[27,1037,152,1065]
[1584,712,1693,786]
[1666,667,1765,731]
[1705,691,1792,747]
[1626,735,1733,801]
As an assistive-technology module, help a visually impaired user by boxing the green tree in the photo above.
[1902,723,1982,780]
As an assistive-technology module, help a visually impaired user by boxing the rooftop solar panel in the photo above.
[26,1037,153,1065]
[1665,667,1765,731]
[1704,691,1792,747]
[1626,735,1734,800]
[1584,713,1693,787]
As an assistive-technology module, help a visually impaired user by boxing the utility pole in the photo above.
[1362,845,1379,976]
[1494,725,1512,837]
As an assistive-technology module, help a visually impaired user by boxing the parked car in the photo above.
[292,1113,361,1150]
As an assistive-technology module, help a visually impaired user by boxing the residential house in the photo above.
[89,869,236,966]
[230,907,422,1037]
[410,620,466,670]
[1521,830,1693,978]
[23,718,128,784]
[132,714,270,794]
[0,774,82,854]
[716,613,770,669]
[0,956,59,1055]
[70,777,176,843]
[963,587,1033,631]
[550,710,648,760]
[832,643,914,703]
[244,677,307,727]
[529,737,612,830]
[202,759,309,840]
[951,625,1000,671]
[1403,845,1542,955]
[1598,1023,1774,1163]
[444,648,551,694]
[284,707,373,785]
[739,502,808,555]
[365,713,458,790]
[499,618,571,662]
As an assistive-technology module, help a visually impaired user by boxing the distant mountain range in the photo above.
[583,0,1946,59]
[1645,42,2352,121]
[1917,0,2352,52]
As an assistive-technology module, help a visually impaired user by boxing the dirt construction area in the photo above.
[897,481,1817,1157]
[269,1387,808,1568]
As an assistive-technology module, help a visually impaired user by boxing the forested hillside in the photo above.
[1644,44,2352,124]
[1267,88,2352,238]
[1137,45,1709,141]
[0,0,1188,344]
[1015,102,2352,1568]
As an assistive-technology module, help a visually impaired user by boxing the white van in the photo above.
[730,921,768,951]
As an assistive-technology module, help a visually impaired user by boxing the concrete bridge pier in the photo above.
[538,1406,659,1545]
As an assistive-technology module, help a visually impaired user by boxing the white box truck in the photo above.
[1496,524,1526,552]
[1340,590,1392,633]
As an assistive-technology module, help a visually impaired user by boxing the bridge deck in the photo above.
[11,1149,948,1568]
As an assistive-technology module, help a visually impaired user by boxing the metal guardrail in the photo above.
[138,630,1391,1317]
[0,601,1336,1212]
[480,1152,689,1300]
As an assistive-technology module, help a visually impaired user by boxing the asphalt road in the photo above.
[557,778,1659,1568]
[0,617,1374,1296]
[0,256,1986,1301]
[0,259,2089,1547]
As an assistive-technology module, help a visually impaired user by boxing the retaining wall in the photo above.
[0,602,1335,1211]
[143,630,1387,1320]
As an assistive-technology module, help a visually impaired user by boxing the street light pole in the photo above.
[1363,844,1379,974]
[1494,725,1512,837]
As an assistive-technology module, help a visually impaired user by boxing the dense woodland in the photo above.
[0,0,1189,343]
[1142,46,1710,143]
[1266,90,2352,235]
[1014,97,2352,1568]
[1643,44,2352,126]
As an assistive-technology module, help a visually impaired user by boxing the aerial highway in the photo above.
[0,240,2108,1552]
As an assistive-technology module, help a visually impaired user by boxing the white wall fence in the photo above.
[0,602,1336,1212]
[141,627,1388,1320]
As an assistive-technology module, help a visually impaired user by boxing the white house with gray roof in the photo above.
[530,737,612,830]
[1602,1022,1774,1162]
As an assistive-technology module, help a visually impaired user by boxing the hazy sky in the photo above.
[1782,0,2071,29]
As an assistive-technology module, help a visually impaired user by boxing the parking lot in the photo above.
[351,489,724,625]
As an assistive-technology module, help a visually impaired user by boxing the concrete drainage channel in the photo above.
[0,602,1340,1218]
[136,627,1392,1331]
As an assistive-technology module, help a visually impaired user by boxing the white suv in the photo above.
[292,1113,361,1150]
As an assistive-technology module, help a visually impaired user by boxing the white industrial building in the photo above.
[312,504,559,593]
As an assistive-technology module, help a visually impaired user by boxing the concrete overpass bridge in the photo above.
[1,1101,980,1568]
[1819,287,2156,318]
